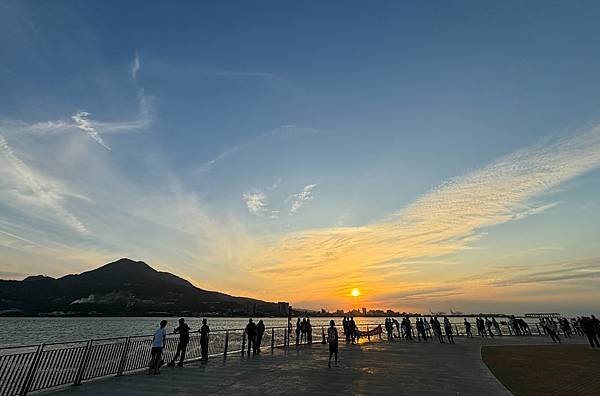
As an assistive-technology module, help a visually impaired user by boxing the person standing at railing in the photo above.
[200,318,210,360]
[255,320,265,353]
[492,317,502,336]
[149,320,168,375]
[301,318,308,343]
[485,317,494,338]
[349,317,358,344]
[294,318,300,345]
[306,318,313,344]
[342,317,350,343]
[424,318,432,338]
[392,317,400,339]
[464,318,473,337]
[443,317,455,344]
[327,320,339,368]
[432,317,444,343]
[580,316,600,348]
[168,318,190,367]
[246,318,257,354]
[543,318,561,343]
[416,318,426,341]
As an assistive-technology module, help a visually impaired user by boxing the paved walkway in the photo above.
[53,336,586,395]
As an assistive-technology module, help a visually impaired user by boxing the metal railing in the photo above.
[0,318,578,395]
[0,324,342,396]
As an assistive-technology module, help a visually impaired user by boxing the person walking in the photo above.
[245,318,257,354]
[200,318,210,360]
[168,318,190,367]
[149,320,167,374]
[443,317,455,344]
[327,320,339,368]
[255,320,265,353]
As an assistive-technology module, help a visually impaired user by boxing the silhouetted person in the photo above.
[581,316,600,348]
[492,317,502,336]
[200,318,210,360]
[432,317,444,343]
[327,320,339,368]
[485,317,494,338]
[416,318,427,341]
[464,318,473,337]
[591,315,600,337]
[424,318,432,337]
[393,318,400,338]
[149,320,167,374]
[245,318,257,354]
[168,318,190,367]
[349,317,357,344]
[306,318,313,344]
[255,320,265,353]
[544,318,561,343]
[444,317,455,344]
[296,318,301,345]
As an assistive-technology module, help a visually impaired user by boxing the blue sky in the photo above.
[1,1,600,314]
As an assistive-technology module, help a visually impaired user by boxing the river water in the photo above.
[1,317,382,347]
[1,316,546,347]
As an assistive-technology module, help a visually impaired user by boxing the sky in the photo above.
[1,1,600,315]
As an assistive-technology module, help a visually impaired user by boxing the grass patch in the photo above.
[482,344,600,395]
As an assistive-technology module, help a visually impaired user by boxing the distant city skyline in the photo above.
[1,1,600,314]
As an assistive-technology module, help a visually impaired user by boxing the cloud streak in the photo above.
[255,125,600,302]
[0,134,89,234]
[72,111,111,150]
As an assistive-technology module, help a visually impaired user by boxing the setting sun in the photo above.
[351,288,361,297]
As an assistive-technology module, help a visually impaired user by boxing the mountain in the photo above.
[0,258,286,317]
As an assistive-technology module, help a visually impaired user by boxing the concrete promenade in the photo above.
[54,336,586,395]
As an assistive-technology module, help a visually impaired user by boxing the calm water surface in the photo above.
[1,317,383,347]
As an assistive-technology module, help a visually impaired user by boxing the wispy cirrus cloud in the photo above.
[0,134,89,234]
[254,125,600,303]
[289,184,317,215]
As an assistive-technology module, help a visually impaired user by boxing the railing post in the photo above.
[536,324,541,335]
[284,329,287,347]
[74,340,93,386]
[367,326,371,342]
[508,325,513,336]
[116,337,130,377]
[271,328,275,350]
[321,326,326,344]
[19,343,43,396]
[223,331,229,358]
[241,331,246,355]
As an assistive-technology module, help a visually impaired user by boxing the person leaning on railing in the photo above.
[168,318,190,367]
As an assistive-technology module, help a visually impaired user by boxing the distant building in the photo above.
[277,301,289,316]
[362,307,367,315]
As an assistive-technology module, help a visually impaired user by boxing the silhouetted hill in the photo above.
[0,258,284,317]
